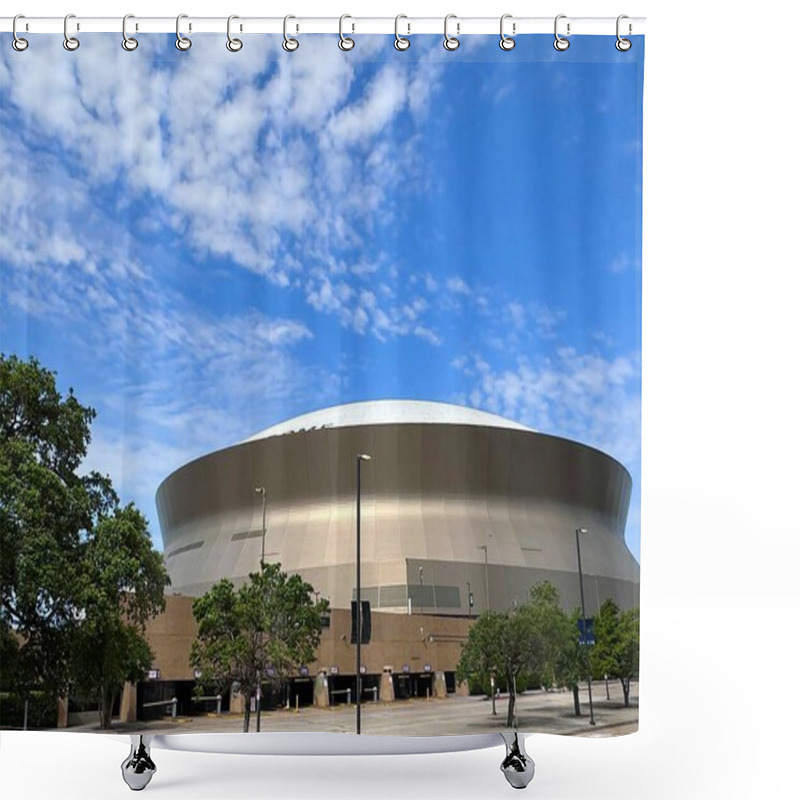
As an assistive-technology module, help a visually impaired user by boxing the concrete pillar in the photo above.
[379,668,395,702]
[456,679,471,697]
[119,682,137,723]
[56,696,69,728]
[230,686,246,714]
[314,671,329,707]
[433,671,447,699]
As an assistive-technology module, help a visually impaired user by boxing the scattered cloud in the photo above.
[0,36,449,346]
[446,276,471,295]
[457,347,641,470]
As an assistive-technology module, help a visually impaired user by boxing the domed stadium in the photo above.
[119,400,639,722]
[156,400,639,615]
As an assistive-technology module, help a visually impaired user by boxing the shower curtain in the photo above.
[0,28,643,739]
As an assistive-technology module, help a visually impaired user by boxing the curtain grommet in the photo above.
[283,15,299,52]
[226,15,243,52]
[175,14,192,51]
[554,15,571,51]
[12,15,29,51]
[616,15,632,51]
[394,15,410,51]
[443,14,460,51]
[122,15,139,51]
[63,13,80,51]
[338,14,355,51]
[499,14,516,51]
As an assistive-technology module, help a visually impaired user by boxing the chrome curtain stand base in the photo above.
[500,732,535,789]
[119,732,534,790]
[121,735,157,791]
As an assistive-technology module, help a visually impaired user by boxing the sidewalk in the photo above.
[68,681,638,738]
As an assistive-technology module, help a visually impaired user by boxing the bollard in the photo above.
[23,699,28,731]
[426,687,430,700]
[346,688,351,705]
[295,695,299,713]
[171,698,177,718]
[216,694,222,714]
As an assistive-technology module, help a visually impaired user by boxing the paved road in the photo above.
[73,681,638,738]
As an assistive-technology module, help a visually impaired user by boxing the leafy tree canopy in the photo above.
[191,561,329,732]
[457,582,577,727]
[593,598,640,707]
[0,355,168,728]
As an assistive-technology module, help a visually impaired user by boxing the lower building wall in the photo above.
[143,597,475,682]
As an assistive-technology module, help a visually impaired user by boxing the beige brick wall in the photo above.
[144,597,473,680]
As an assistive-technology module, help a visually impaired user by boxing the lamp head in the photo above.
[357,453,372,461]
[577,527,588,535]
[255,486,265,495]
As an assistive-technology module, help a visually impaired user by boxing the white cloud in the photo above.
[446,276,471,295]
[459,348,641,470]
[507,302,525,330]
[1,36,449,346]
[326,66,407,145]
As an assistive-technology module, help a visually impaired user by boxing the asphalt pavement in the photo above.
[69,680,638,738]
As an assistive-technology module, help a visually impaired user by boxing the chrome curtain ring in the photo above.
[63,13,79,51]
[616,14,632,51]
[499,14,515,51]
[226,15,243,52]
[12,14,29,51]
[554,14,570,51]
[283,15,299,52]
[339,14,355,51]
[394,14,410,51]
[175,14,192,50]
[122,14,138,51]
[443,14,460,51]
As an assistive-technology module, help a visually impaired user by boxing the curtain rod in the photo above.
[1,16,645,37]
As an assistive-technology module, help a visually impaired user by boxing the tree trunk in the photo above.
[506,671,516,728]
[621,677,630,707]
[243,703,251,732]
[100,684,113,729]
[572,685,581,716]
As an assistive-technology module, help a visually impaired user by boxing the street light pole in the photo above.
[254,487,267,566]
[419,566,424,615]
[467,581,472,618]
[253,487,267,733]
[575,527,595,726]
[478,543,490,611]
[356,453,371,735]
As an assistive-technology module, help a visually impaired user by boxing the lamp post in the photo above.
[356,453,371,735]
[419,566,424,615]
[254,486,267,565]
[467,580,472,618]
[478,543,490,611]
[575,527,595,726]
[253,487,267,732]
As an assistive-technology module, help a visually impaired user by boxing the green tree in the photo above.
[70,505,170,728]
[525,583,596,718]
[1,355,168,727]
[457,608,538,728]
[1,354,110,702]
[553,608,589,717]
[456,611,504,704]
[458,582,591,727]
[525,582,570,684]
[594,599,639,707]
[191,561,329,732]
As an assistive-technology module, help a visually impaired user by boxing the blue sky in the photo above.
[0,34,643,559]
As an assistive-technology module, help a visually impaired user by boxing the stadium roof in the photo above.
[242,400,535,442]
